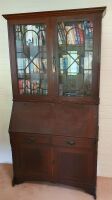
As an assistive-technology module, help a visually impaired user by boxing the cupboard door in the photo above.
[8,18,54,100]
[53,147,96,186]
[11,134,52,181]
[52,14,101,103]
[20,145,51,180]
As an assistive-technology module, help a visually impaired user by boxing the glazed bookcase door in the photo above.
[8,19,53,100]
[53,15,100,103]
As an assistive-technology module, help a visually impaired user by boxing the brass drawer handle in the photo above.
[66,140,76,146]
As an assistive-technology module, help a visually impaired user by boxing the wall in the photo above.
[0,0,112,177]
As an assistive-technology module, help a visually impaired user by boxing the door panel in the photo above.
[11,134,52,181]
[9,18,54,100]
[51,14,100,103]
[15,24,48,96]
[57,20,93,97]
[53,147,96,185]
[20,145,51,179]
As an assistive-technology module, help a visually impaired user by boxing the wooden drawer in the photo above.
[52,136,96,149]
[12,133,50,145]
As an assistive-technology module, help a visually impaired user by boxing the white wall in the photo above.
[0,0,112,177]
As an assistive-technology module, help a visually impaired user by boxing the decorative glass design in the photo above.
[15,24,48,95]
[58,20,93,96]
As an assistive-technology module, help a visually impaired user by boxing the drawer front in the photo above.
[13,133,50,145]
[52,136,96,149]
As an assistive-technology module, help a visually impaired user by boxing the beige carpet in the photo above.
[0,164,112,200]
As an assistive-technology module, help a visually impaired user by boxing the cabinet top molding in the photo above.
[3,7,106,20]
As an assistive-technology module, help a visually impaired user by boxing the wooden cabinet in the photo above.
[3,7,106,199]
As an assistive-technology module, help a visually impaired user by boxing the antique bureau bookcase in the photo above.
[3,7,106,199]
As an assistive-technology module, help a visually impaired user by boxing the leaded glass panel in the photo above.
[15,24,48,95]
[58,20,93,96]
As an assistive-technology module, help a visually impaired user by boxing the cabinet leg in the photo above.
[12,177,24,186]
[93,189,96,199]
[12,177,16,186]
[85,187,96,199]
[94,193,96,199]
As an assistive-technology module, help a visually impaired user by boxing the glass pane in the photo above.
[58,20,93,96]
[15,24,48,95]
